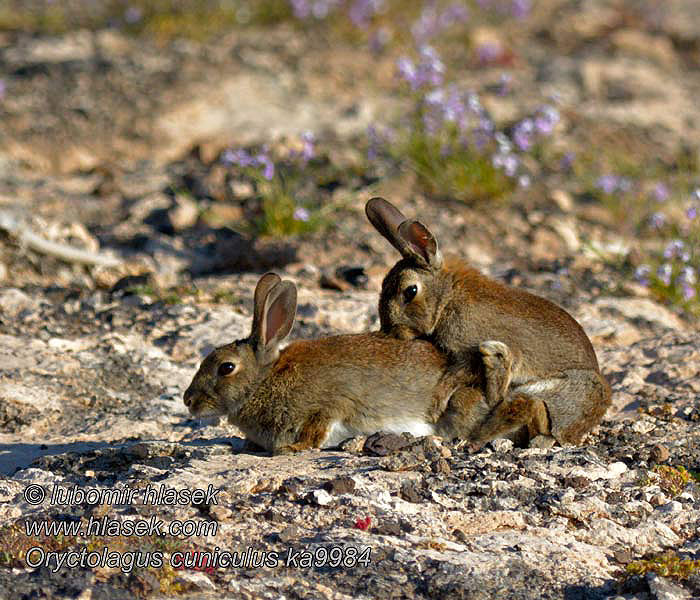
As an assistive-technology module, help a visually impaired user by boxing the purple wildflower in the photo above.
[513,118,534,151]
[649,212,666,229]
[635,265,651,286]
[663,239,684,260]
[498,73,512,96]
[293,207,310,222]
[311,0,337,19]
[518,174,531,188]
[657,264,672,286]
[682,284,697,300]
[412,3,469,43]
[290,0,311,18]
[301,131,315,162]
[349,0,383,27]
[397,57,418,88]
[560,151,575,171]
[493,152,518,177]
[503,155,518,177]
[687,205,698,220]
[367,124,395,161]
[679,266,697,285]
[418,46,445,86]
[369,27,390,54]
[255,153,275,180]
[124,6,143,24]
[652,182,669,202]
[440,3,470,26]
[596,175,620,195]
[511,0,531,19]
[476,41,502,64]
[396,46,444,90]
[534,105,560,135]
[222,148,254,167]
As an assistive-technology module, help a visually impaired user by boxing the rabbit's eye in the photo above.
[403,284,418,303]
[217,362,236,377]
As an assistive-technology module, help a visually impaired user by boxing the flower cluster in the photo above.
[476,0,531,19]
[596,174,632,195]
[289,0,384,23]
[396,46,445,91]
[221,132,318,233]
[222,147,276,180]
[222,132,316,183]
[410,3,469,44]
[635,188,699,305]
[290,0,344,19]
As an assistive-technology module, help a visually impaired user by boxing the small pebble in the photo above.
[363,432,410,456]
[490,439,514,453]
[209,505,233,521]
[310,489,334,506]
[649,444,670,463]
[656,500,682,514]
[431,458,451,475]
[278,525,300,543]
[400,480,422,503]
[323,476,356,495]
[613,549,633,564]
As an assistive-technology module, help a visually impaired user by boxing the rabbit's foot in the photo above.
[479,340,513,407]
[529,434,556,449]
[273,413,331,455]
[466,441,485,454]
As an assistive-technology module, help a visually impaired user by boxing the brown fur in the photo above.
[367,197,612,445]
[184,274,513,453]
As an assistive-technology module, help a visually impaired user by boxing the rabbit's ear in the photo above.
[251,272,282,341]
[365,197,412,256]
[257,280,297,365]
[397,220,443,269]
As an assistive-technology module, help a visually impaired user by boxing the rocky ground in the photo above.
[1,1,699,598]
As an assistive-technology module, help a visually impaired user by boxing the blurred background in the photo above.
[1,4,699,596]
[0,0,698,319]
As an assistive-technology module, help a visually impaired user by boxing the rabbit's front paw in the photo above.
[479,340,513,406]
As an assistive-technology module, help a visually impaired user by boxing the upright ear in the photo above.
[251,272,282,342]
[255,280,297,366]
[397,220,443,269]
[365,197,411,255]
[366,197,442,269]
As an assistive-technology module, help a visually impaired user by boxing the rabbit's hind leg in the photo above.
[470,391,549,445]
[532,369,611,445]
[274,412,332,454]
[479,340,514,408]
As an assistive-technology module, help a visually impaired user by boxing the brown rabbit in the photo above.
[184,273,516,453]
[365,197,611,446]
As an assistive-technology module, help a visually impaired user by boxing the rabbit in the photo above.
[183,273,517,454]
[365,196,612,447]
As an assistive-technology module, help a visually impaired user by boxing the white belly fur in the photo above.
[322,419,435,448]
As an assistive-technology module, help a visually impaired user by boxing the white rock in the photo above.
[631,417,657,435]
[0,288,37,317]
[311,489,333,506]
[13,468,62,484]
[606,462,628,478]
[656,501,683,514]
[647,573,692,600]
[174,571,216,591]
[490,438,514,452]
[48,337,93,352]
[595,297,684,332]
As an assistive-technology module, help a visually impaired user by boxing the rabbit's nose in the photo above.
[183,388,192,407]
